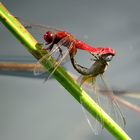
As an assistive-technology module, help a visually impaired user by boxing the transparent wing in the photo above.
[34,35,75,81]
[78,75,104,135]
[17,17,60,35]
[99,75,126,128]
[78,74,125,135]
[44,44,73,81]
[16,17,61,45]
[67,71,140,115]
[33,62,46,76]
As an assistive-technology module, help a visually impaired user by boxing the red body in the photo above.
[43,31,116,56]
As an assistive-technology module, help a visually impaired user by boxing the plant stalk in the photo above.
[0,3,131,140]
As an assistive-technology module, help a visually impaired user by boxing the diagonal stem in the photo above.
[0,3,131,140]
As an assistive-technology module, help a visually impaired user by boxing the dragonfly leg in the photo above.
[44,43,63,56]
[58,47,63,56]
[45,43,54,51]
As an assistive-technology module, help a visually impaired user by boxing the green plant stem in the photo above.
[0,3,131,140]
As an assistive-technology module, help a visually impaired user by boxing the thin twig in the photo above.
[0,3,131,139]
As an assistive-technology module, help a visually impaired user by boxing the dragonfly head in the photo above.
[91,47,115,63]
[43,31,55,44]
[90,53,114,67]
[100,54,114,62]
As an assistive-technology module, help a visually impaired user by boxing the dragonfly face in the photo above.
[92,54,114,64]
[43,31,55,44]
[102,54,113,62]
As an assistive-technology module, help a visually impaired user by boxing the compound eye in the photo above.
[43,31,54,44]
[103,55,113,62]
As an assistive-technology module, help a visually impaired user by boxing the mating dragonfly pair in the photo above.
[20,18,125,134]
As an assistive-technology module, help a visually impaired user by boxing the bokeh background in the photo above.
[1,0,140,139]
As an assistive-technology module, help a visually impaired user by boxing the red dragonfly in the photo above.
[19,18,115,79]
[70,52,126,134]
[19,19,123,133]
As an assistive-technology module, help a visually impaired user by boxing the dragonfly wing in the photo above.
[78,75,104,135]
[34,36,74,81]
[17,17,60,45]
[44,37,74,81]
[98,75,126,128]
[33,61,47,76]
[78,74,125,134]
[33,37,67,76]
[17,17,60,34]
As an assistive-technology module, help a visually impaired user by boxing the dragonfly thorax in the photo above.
[43,31,73,45]
[90,59,108,76]
[88,53,113,76]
